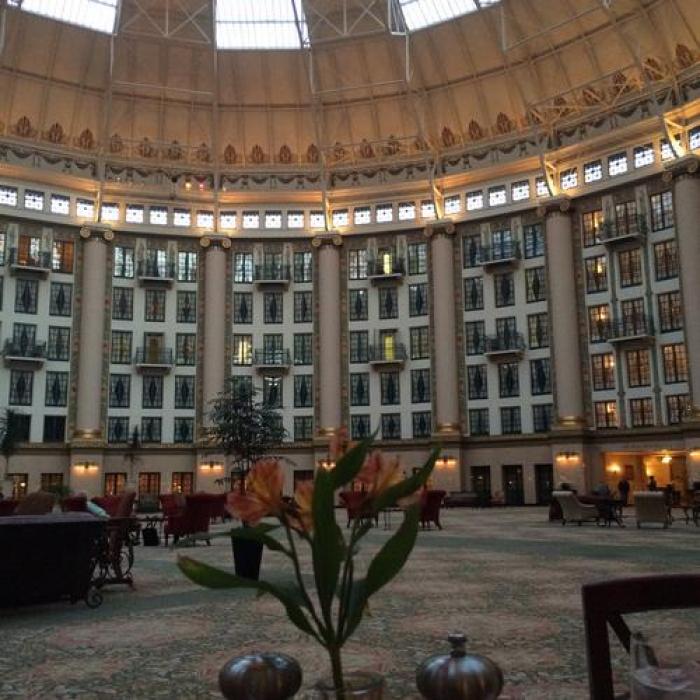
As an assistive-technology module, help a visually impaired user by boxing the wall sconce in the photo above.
[607,463,621,474]
[200,461,223,472]
[660,454,672,464]
[689,449,700,460]
[556,451,580,464]
[438,456,457,469]
[318,459,335,471]
[73,461,98,472]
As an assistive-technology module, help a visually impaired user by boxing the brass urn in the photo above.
[416,633,503,700]
[219,652,302,700]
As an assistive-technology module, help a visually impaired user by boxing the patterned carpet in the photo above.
[1,507,699,699]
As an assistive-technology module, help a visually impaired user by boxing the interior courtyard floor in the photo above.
[1,507,699,699]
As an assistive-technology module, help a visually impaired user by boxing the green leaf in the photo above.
[373,446,440,513]
[177,556,320,641]
[329,435,375,490]
[229,525,290,556]
[311,467,344,617]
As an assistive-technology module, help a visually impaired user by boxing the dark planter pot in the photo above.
[232,536,263,580]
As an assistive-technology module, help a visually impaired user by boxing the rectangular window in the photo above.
[294,291,312,323]
[629,398,654,427]
[654,240,678,281]
[173,418,194,444]
[584,160,603,183]
[498,362,520,398]
[530,358,551,395]
[350,373,370,406]
[560,168,578,190]
[523,224,544,258]
[144,289,166,322]
[412,411,432,438]
[141,418,162,443]
[469,408,489,436]
[109,374,130,408]
[626,349,651,387]
[47,327,70,361]
[588,304,610,343]
[40,474,63,493]
[173,209,191,227]
[691,127,700,151]
[232,376,253,401]
[348,289,368,321]
[494,272,515,307]
[76,198,94,218]
[349,331,369,363]
[351,414,371,440]
[658,291,683,332]
[332,210,348,228]
[101,202,119,221]
[463,234,482,268]
[24,190,45,210]
[15,279,38,314]
[535,177,549,198]
[294,416,313,442]
[265,211,282,229]
[293,252,313,283]
[525,267,546,302]
[309,211,325,228]
[614,200,638,236]
[620,298,647,336]
[376,204,393,223]
[177,251,197,282]
[488,186,506,207]
[666,394,690,425]
[354,207,371,225]
[465,321,485,355]
[381,414,401,439]
[176,334,196,366]
[591,353,616,390]
[174,376,195,409]
[293,333,313,365]
[407,243,427,275]
[410,327,430,360]
[398,202,416,220]
[0,230,5,264]
[263,292,283,324]
[233,292,252,324]
[51,240,74,273]
[411,368,430,403]
[43,416,66,442]
[125,204,144,223]
[348,250,368,280]
[582,210,603,247]
[421,200,435,219]
[464,277,483,311]
[466,191,484,211]
[444,194,461,214]
[650,191,674,231]
[511,180,530,201]
[527,313,549,349]
[595,401,618,428]
[110,330,132,364]
[138,472,161,497]
[263,376,282,408]
[234,253,253,283]
[107,418,130,444]
[171,471,194,494]
[294,375,313,408]
[618,248,642,287]
[634,144,655,168]
[500,407,522,434]
[0,186,18,206]
[176,291,196,323]
[378,287,399,319]
[15,234,43,268]
[467,365,488,400]
[142,375,164,409]
[608,152,628,176]
[45,371,68,407]
[663,343,688,383]
[585,256,608,293]
[110,287,133,322]
[533,404,553,433]
[113,246,134,278]
[409,283,428,316]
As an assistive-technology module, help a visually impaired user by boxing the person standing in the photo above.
[617,477,630,506]
[647,475,658,491]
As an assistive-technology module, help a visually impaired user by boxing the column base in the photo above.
[553,415,587,431]
[434,422,461,436]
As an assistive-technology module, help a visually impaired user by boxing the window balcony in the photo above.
[8,248,51,276]
[134,347,174,372]
[606,316,654,345]
[480,242,521,270]
[137,260,176,285]
[254,264,291,287]
[3,339,46,367]
[368,342,407,367]
[367,257,405,283]
[599,216,647,246]
[484,333,525,359]
[252,349,291,372]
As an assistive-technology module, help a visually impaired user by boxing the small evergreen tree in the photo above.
[0,409,23,480]
[208,383,286,492]
[123,426,141,481]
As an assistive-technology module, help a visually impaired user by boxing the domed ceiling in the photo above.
[0,0,698,174]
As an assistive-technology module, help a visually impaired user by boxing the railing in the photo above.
[254,264,291,282]
[8,248,51,269]
[253,349,291,366]
[3,339,47,358]
[599,215,647,242]
[607,316,654,340]
[137,260,176,279]
[480,241,521,265]
[368,343,407,362]
[134,347,174,365]
[484,333,526,353]
[367,257,406,277]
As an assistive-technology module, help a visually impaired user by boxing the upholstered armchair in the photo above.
[633,491,670,528]
[420,489,446,530]
[553,491,598,526]
[164,494,212,545]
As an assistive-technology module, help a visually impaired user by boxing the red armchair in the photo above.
[159,493,184,518]
[164,494,212,545]
[61,496,88,512]
[0,499,18,516]
[339,491,378,528]
[420,489,446,530]
[92,495,123,517]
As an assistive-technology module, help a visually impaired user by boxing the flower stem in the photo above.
[329,643,345,700]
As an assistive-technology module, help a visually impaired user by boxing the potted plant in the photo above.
[207,382,285,579]
[0,409,23,496]
[178,431,438,697]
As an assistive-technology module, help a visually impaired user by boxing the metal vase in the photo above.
[219,652,302,700]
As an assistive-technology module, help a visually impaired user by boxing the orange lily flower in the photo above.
[357,450,404,497]
[226,458,284,525]
[290,479,314,533]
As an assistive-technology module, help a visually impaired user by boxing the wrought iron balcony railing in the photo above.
[368,342,407,363]
[253,264,291,282]
[134,347,174,365]
[8,248,51,270]
[484,333,526,355]
[599,215,648,243]
[479,241,522,266]
[252,349,292,366]
[137,260,176,280]
[367,257,406,277]
[3,339,47,359]
[607,315,654,341]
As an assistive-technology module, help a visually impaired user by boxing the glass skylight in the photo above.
[215,0,308,50]
[397,0,499,32]
[8,0,119,34]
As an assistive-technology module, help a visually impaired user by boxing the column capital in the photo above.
[311,232,343,248]
[423,219,456,239]
[536,196,571,218]
[662,154,700,183]
[200,235,231,250]
[79,225,114,243]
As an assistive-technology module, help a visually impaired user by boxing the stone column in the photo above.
[201,238,229,425]
[665,156,700,417]
[426,221,460,435]
[74,228,111,440]
[313,233,343,437]
[540,198,585,428]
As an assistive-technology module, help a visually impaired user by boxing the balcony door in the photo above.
[491,229,513,258]
[18,235,41,265]
[144,333,164,363]
[378,248,393,274]
[379,330,396,361]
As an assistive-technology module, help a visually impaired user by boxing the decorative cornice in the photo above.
[311,232,343,248]
[423,219,456,239]
[662,154,700,182]
[536,196,571,218]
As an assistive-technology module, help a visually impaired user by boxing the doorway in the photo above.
[502,465,524,505]
[535,464,554,505]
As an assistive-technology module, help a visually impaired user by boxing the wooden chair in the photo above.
[582,574,700,700]
[339,491,378,528]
